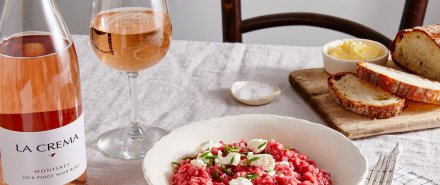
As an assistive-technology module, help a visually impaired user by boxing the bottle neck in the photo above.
[0,0,72,50]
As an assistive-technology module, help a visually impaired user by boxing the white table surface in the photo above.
[72,35,440,184]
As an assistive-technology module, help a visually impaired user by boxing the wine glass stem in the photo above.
[127,72,143,137]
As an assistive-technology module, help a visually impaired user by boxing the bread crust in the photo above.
[390,24,440,77]
[357,62,440,105]
[328,72,405,119]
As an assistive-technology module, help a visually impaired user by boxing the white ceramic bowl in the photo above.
[322,38,389,75]
[143,114,367,185]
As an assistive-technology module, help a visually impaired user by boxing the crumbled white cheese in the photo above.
[247,139,267,153]
[190,159,206,168]
[213,141,223,148]
[198,140,213,152]
[248,153,276,171]
[215,152,241,166]
[267,169,276,176]
[277,161,290,166]
[229,177,252,185]
[239,143,246,148]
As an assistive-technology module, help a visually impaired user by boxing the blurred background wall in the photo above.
[2,0,440,46]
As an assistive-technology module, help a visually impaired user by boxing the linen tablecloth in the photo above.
[72,35,440,184]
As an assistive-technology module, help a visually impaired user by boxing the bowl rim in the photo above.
[322,38,389,62]
[142,114,368,185]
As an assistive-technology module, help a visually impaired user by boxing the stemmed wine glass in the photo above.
[89,0,171,159]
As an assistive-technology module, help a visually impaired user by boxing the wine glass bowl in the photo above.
[90,7,172,72]
[89,0,171,160]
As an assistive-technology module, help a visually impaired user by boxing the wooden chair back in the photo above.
[221,0,429,46]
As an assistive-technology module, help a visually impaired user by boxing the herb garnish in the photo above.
[205,155,217,160]
[230,146,240,153]
[171,161,180,166]
[199,151,210,158]
[229,156,235,164]
[213,169,220,178]
[223,167,233,176]
[224,144,231,153]
[246,156,260,165]
[258,141,267,149]
[246,173,259,180]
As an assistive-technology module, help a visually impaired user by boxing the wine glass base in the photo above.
[97,126,168,160]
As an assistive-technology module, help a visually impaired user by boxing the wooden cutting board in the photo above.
[289,68,440,139]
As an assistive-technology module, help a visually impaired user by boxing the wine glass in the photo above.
[89,0,171,160]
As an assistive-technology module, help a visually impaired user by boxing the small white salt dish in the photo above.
[322,38,389,75]
[231,81,281,106]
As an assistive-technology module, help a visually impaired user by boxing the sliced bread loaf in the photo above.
[328,72,405,119]
[390,24,440,81]
[357,62,440,104]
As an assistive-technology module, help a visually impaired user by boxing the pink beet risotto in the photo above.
[172,139,331,185]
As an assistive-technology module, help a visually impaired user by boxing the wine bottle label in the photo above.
[0,115,87,185]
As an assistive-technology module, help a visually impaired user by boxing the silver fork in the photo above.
[367,143,401,185]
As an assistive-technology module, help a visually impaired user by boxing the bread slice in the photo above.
[328,72,405,119]
[390,24,440,81]
[357,62,440,104]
